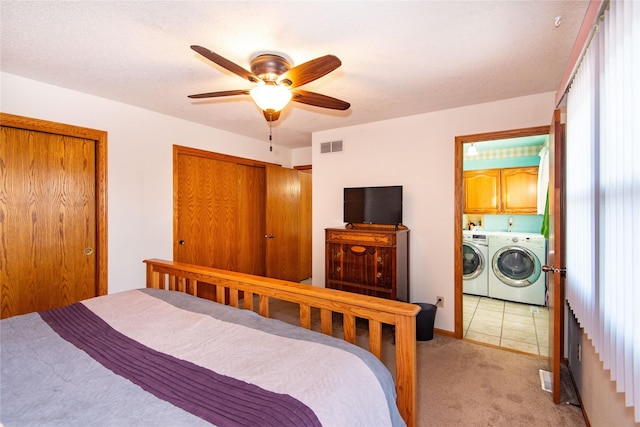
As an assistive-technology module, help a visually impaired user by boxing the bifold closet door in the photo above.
[265,164,300,282]
[174,150,265,276]
[174,146,309,285]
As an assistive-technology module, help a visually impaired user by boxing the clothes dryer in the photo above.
[488,233,547,306]
[462,231,489,296]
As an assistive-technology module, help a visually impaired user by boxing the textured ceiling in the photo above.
[0,1,589,149]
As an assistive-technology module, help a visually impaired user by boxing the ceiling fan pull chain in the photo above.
[269,111,273,151]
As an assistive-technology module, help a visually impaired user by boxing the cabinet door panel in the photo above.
[343,246,392,287]
[372,247,393,290]
[463,169,500,213]
[501,167,538,213]
[327,244,394,297]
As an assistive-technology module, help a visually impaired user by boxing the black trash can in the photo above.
[415,303,437,341]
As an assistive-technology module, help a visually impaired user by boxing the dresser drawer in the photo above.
[326,230,395,246]
[327,244,393,289]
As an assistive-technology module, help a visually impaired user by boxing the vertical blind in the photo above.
[565,0,640,422]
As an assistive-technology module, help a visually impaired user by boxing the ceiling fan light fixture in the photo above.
[250,84,292,112]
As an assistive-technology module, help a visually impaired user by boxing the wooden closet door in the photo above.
[175,154,239,270]
[298,171,312,280]
[265,164,300,281]
[236,164,265,276]
[174,149,265,276]
[0,126,97,318]
[174,146,307,284]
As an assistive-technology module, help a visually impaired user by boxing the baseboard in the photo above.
[434,328,455,338]
[566,360,591,427]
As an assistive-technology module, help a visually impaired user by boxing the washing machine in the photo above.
[462,231,489,296]
[488,233,547,306]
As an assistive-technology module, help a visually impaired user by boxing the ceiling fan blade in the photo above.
[292,90,350,110]
[277,55,341,88]
[263,110,281,122]
[188,89,250,99]
[191,45,262,83]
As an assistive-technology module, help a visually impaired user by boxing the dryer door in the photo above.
[492,246,541,287]
[463,242,484,279]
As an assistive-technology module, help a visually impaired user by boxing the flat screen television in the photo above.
[343,185,403,226]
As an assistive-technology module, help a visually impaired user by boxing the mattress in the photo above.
[1,288,404,426]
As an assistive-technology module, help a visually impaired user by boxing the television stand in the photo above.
[325,225,409,302]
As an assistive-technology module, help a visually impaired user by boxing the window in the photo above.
[565,1,639,422]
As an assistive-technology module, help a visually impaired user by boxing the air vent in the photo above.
[320,142,331,154]
[320,140,344,154]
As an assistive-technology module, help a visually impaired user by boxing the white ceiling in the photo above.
[0,1,589,149]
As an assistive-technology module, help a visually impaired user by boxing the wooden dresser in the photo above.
[325,226,409,301]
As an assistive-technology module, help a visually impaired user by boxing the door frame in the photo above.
[453,125,549,339]
[0,112,108,295]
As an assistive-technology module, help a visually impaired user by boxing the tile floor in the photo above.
[463,294,549,356]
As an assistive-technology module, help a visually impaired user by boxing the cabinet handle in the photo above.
[264,234,275,239]
[377,256,382,263]
[377,272,382,278]
[336,267,341,272]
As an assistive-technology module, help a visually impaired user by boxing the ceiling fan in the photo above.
[188,45,350,122]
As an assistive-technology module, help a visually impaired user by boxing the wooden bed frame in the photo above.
[144,258,419,426]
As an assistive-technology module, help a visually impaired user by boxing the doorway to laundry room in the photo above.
[455,126,550,356]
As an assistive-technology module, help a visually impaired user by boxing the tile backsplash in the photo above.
[463,214,543,234]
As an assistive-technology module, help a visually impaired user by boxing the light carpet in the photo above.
[267,299,586,427]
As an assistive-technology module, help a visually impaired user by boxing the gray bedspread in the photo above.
[1,288,405,426]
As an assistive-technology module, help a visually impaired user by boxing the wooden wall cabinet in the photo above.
[325,227,409,302]
[463,166,538,214]
[463,169,501,214]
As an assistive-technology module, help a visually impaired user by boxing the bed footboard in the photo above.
[144,258,419,427]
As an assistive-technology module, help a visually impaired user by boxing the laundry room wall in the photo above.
[463,154,542,170]
[480,215,543,234]
[463,144,545,234]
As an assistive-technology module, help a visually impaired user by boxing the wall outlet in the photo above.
[577,344,582,362]
[436,296,444,308]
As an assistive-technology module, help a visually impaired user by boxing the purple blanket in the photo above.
[41,303,319,427]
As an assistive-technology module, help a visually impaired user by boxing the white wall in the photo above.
[311,92,556,332]
[292,146,312,167]
[1,72,292,294]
